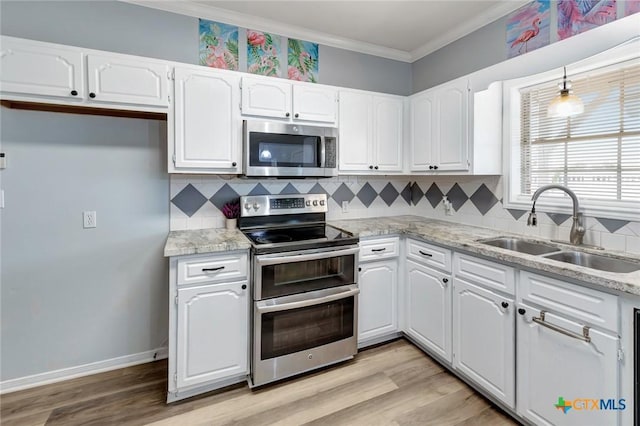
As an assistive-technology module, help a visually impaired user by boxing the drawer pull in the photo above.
[532,311,591,343]
[371,248,386,252]
[202,266,225,272]
[419,250,433,257]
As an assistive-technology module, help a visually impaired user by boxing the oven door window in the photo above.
[249,132,321,168]
[261,296,354,360]
[259,253,356,299]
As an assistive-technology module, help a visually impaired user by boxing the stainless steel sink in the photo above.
[480,237,561,255]
[543,251,640,273]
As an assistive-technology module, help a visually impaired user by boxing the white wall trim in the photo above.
[120,0,528,64]
[408,0,529,62]
[0,346,168,394]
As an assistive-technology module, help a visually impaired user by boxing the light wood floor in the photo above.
[1,339,519,426]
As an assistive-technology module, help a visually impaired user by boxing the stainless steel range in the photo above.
[239,193,359,387]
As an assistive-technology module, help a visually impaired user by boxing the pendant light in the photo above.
[547,67,584,118]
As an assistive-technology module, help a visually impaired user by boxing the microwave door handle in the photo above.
[255,247,359,266]
[320,136,326,168]
[256,287,360,314]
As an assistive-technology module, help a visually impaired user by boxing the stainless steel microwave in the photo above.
[243,120,338,178]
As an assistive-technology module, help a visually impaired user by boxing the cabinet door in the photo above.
[292,85,336,123]
[373,95,403,172]
[358,260,398,343]
[434,79,469,171]
[338,91,373,172]
[241,77,291,119]
[173,67,241,171]
[405,259,452,362]
[176,281,248,389]
[409,92,435,171]
[0,37,84,99]
[453,278,515,408]
[517,303,620,426]
[86,54,168,107]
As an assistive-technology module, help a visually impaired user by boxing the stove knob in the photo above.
[312,200,318,206]
[253,203,260,210]
[244,203,251,211]
[319,200,325,206]
[306,200,311,206]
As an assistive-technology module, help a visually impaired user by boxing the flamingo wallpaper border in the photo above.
[247,29,282,77]
[558,0,617,40]
[287,39,319,83]
[199,19,239,71]
[506,1,551,58]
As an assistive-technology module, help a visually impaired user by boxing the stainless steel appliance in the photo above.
[243,120,338,178]
[635,308,639,424]
[239,193,359,387]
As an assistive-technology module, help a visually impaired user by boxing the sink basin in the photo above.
[480,238,561,255]
[543,251,640,273]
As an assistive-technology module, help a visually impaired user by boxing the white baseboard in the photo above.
[0,346,168,394]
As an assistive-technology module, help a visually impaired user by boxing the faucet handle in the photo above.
[527,211,537,227]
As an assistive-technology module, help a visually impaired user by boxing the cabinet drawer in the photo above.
[453,253,515,295]
[519,271,618,332]
[360,237,399,261]
[177,252,248,286]
[406,239,451,273]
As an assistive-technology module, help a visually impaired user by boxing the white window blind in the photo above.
[520,61,640,204]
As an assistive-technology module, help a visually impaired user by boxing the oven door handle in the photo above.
[256,287,360,314]
[255,247,360,266]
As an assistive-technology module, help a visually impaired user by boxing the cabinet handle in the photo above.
[429,165,434,170]
[285,112,290,117]
[294,113,299,118]
[518,308,526,315]
[442,278,449,284]
[70,90,78,96]
[369,165,374,169]
[374,166,379,170]
[89,92,96,98]
[232,162,237,167]
[501,301,509,309]
[202,266,225,272]
[241,284,247,290]
[358,267,362,272]
[532,311,591,343]
[418,250,432,257]
[433,165,439,170]
[371,248,386,252]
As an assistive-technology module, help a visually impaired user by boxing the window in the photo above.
[520,61,640,203]
[505,52,640,220]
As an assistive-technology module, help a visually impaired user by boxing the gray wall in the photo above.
[412,17,507,93]
[0,0,412,95]
[0,109,169,381]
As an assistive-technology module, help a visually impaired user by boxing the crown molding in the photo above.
[409,0,530,62]
[120,0,413,62]
[121,0,529,64]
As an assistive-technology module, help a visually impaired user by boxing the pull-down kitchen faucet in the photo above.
[527,184,586,245]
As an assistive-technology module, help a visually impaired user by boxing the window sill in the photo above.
[504,197,640,222]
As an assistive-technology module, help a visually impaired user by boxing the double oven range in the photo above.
[239,193,359,387]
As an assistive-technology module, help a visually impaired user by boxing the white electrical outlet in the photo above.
[83,211,97,228]
[342,201,348,213]
[442,196,453,216]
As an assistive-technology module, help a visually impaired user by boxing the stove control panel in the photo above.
[240,194,327,217]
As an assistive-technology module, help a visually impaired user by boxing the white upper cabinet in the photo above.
[292,84,336,123]
[240,76,336,123]
[240,77,291,119]
[409,77,469,172]
[172,66,241,172]
[338,90,403,173]
[0,36,84,99]
[86,54,169,107]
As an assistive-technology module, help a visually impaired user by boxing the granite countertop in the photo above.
[328,215,640,297]
[163,215,640,296]
[164,228,251,257]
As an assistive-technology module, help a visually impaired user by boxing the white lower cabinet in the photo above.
[358,260,398,343]
[169,252,249,402]
[405,258,452,362]
[516,271,621,426]
[453,277,515,408]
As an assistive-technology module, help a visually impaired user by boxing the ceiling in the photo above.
[125,1,529,62]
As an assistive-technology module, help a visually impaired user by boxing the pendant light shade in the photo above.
[547,67,584,118]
